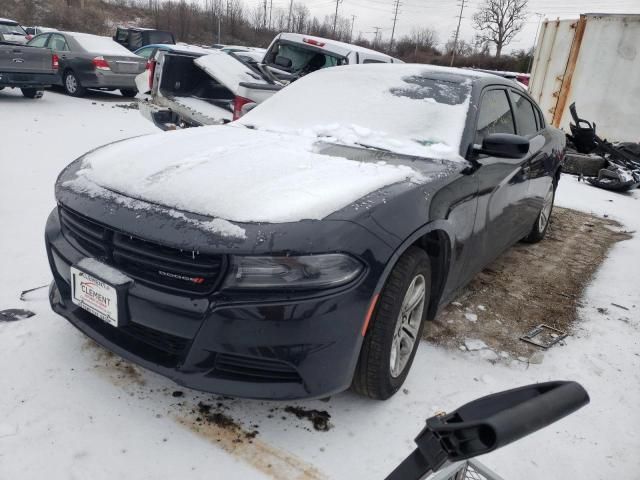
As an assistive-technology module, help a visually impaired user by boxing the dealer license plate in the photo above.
[71,266,120,326]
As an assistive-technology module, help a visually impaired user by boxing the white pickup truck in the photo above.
[139,33,401,130]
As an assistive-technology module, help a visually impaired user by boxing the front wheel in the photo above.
[352,246,431,400]
[21,88,43,99]
[523,181,556,243]
[63,71,86,97]
[120,88,137,98]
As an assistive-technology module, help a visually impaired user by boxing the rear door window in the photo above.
[49,34,69,52]
[510,91,539,136]
[475,89,515,144]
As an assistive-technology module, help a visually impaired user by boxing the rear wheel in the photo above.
[120,89,137,98]
[0,86,5,91]
[352,246,431,400]
[523,180,556,243]
[63,70,86,97]
[21,88,44,99]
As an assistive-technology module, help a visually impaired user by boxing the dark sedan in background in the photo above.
[27,31,145,97]
[45,64,565,400]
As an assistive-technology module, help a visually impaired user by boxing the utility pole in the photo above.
[350,15,356,42]
[450,0,465,67]
[263,0,268,29]
[269,0,273,30]
[332,0,342,37]
[389,0,401,50]
[372,26,382,49]
[287,0,294,31]
[527,13,545,73]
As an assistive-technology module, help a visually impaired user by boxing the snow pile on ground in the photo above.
[239,63,473,160]
[71,125,425,223]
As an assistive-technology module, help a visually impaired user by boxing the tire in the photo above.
[63,70,86,97]
[352,246,431,400]
[120,89,137,98]
[523,180,556,243]
[21,88,44,99]
[0,86,5,90]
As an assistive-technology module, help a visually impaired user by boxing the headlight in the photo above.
[223,254,364,290]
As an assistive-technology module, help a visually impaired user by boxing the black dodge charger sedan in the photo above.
[46,64,565,400]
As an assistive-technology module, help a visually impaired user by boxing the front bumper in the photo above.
[45,208,371,400]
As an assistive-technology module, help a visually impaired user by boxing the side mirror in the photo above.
[475,133,530,159]
[386,381,589,480]
[274,55,293,70]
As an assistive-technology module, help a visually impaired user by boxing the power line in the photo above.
[372,25,382,48]
[450,0,466,66]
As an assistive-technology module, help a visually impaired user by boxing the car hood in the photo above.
[60,125,459,225]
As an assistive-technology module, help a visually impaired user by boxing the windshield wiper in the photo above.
[354,142,391,152]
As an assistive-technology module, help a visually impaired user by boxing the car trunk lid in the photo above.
[104,55,146,74]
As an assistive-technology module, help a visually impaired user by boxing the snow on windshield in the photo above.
[239,64,474,160]
[69,33,134,56]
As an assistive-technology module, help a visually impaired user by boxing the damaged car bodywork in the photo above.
[139,47,279,130]
[46,64,565,400]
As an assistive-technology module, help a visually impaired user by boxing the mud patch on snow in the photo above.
[283,406,332,432]
[83,339,147,387]
[176,407,326,480]
[426,207,631,359]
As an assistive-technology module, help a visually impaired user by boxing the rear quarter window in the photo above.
[510,91,539,136]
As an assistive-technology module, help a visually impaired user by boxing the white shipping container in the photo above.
[529,13,640,143]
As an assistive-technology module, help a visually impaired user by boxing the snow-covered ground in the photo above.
[1,88,639,480]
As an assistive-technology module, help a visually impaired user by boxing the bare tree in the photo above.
[472,0,528,58]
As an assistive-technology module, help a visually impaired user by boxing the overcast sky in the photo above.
[238,0,640,52]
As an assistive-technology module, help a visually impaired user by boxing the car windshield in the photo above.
[0,23,27,35]
[239,64,474,160]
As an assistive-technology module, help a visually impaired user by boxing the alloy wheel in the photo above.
[390,274,426,378]
[65,74,77,94]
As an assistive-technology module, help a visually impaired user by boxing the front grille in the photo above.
[60,207,109,257]
[123,322,190,356]
[60,206,226,295]
[210,353,302,383]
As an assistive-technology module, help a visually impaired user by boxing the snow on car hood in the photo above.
[66,126,426,224]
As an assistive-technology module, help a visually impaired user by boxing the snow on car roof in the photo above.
[65,32,134,56]
[0,18,19,24]
[240,63,484,160]
[277,32,398,60]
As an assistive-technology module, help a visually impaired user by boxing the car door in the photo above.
[48,33,71,66]
[469,87,533,269]
[509,89,555,218]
